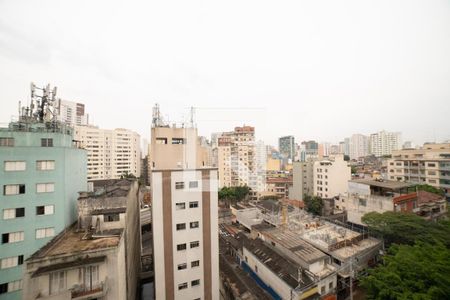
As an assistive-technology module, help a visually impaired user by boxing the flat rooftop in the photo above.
[242,236,313,289]
[254,227,327,265]
[350,179,413,190]
[30,225,122,260]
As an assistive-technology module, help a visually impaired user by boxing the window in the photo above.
[177,263,187,270]
[321,286,325,294]
[3,208,25,219]
[2,231,24,244]
[172,138,185,144]
[82,265,99,290]
[176,223,186,231]
[49,271,66,295]
[190,241,199,248]
[428,163,436,168]
[36,183,54,193]
[0,137,14,147]
[178,282,188,290]
[191,260,200,267]
[190,221,199,229]
[155,138,167,144]
[177,243,187,251]
[4,161,26,171]
[176,202,186,210]
[189,201,199,208]
[104,213,120,222]
[3,184,25,195]
[191,279,200,286]
[36,227,55,239]
[175,182,185,189]
[0,255,23,269]
[36,205,54,216]
[41,138,53,147]
[189,181,198,188]
[0,280,22,294]
[359,198,367,207]
[329,281,333,289]
[36,160,55,171]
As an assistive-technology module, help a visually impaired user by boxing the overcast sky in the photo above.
[1,0,449,146]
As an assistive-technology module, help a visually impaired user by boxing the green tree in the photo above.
[304,195,323,215]
[218,185,250,205]
[362,211,450,248]
[360,242,450,300]
[408,184,445,196]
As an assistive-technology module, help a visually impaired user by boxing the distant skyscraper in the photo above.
[74,125,141,180]
[278,135,295,161]
[369,130,402,157]
[349,134,369,160]
[218,126,258,190]
[57,99,89,126]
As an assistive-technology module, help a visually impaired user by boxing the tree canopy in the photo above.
[218,186,250,205]
[360,242,450,300]
[362,211,450,248]
[303,195,323,216]
[407,184,445,196]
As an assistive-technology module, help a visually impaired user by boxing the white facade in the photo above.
[387,143,450,198]
[369,130,401,157]
[313,155,351,199]
[152,169,219,300]
[57,99,89,126]
[337,181,395,225]
[74,125,141,180]
[349,134,369,160]
[218,126,261,190]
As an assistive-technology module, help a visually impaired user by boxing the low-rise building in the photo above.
[387,143,450,199]
[393,190,447,220]
[336,179,412,226]
[313,155,351,199]
[22,179,141,300]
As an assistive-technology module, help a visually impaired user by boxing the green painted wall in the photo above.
[0,126,87,300]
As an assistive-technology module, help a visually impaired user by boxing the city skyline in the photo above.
[1,0,450,146]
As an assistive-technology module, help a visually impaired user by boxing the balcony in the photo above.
[71,278,108,300]
[35,279,108,300]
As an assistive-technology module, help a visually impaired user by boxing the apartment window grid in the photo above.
[190,241,200,248]
[0,137,14,147]
[3,184,26,195]
[36,227,55,239]
[2,231,24,244]
[36,205,54,216]
[0,280,22,295]
[3,208,25,219]
[4,161,26,171]
[40,138,53,147]
[36,160,55,171]
[0,255,24,269]
[36,183,55,193]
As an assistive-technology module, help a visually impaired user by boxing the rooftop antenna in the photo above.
[152,103,164,128]
[189,106,195,128]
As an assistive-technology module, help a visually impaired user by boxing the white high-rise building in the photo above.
[313,155,351,199]
[369,130,402,157]
[74,125,141,180]
[349,134,369,160]
[150,116,219,300]
[57,99,89,126]
[218,126,259,190]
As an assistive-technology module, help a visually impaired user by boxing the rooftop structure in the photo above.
[22,179,141,300]
[393,190,447,220]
